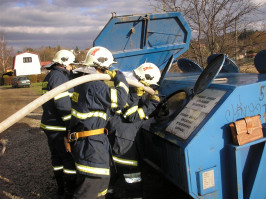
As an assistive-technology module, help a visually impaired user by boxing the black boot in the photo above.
[64,174,77,199]
[54,170,65,197]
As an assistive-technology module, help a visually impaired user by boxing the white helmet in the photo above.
[83,46,116,70]
[133,62,161,85]
[53,50,75,67]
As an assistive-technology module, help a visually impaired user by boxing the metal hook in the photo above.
[111,12,117,18]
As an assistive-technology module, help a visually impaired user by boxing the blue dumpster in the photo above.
[94,12,266,199]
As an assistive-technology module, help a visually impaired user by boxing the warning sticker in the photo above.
[186,89,226,113]
[202,169,215,190]
[166,89,226,140]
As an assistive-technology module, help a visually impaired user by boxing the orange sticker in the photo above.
[143,66,153,71]
[91,48,100,56]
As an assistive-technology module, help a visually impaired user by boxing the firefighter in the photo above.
[107,62,161,199]
[66,46,129,198]
[40,49,77,198]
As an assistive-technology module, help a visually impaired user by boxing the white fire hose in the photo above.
[0,74,154,134]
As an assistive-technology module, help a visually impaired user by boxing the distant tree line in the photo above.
[0,33,14,73]
[0,35,88,74]
[22,46,87,66]
[148,0,266,67]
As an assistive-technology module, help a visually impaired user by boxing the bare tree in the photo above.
[149,0,262,67]
[0,33,14,73]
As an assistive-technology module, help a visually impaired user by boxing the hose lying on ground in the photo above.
[0,74,154,134]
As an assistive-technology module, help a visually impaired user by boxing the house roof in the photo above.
[40,61,52,68]
[15,51,40,57]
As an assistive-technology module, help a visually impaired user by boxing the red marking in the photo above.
[91,48,100,56]
[143,66,153,71]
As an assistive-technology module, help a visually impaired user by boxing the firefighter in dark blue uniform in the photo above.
[66,46,129,198]
[40,50,77,198]
[107,62,161,198]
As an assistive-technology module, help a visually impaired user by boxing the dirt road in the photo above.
[0,87,57,199]
[0,86,189,199]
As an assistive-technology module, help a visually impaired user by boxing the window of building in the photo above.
[23,57,32,63]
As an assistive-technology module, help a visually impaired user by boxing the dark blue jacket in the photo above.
[108,86,160,166]
[69,70,129,177]
[41,66,73,132]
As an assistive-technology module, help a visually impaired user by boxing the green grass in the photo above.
[30,82,43,96]
[1,85,10,88]
[0,82,43,95]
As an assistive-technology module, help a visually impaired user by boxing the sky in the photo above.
[0,0,265,52]
[0,0,153,51]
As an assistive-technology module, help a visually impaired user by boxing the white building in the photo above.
[13,52,41,76]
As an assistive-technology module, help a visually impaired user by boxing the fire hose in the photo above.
[0,74,154,135]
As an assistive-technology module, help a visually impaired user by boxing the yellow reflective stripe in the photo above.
[54,91,71,101]
[137,108,146,120]
[63,168,77,174]
[117,82,129,94]
[53,166,63,171]
[69,92,73,98]
[113,156,138,166]
[40,123,66,131]
[42,90,48,94]
[62,114,71,121]
[110,88,118,108]
[71,109,107,120]
[123,106,138,118]
[98,189,108,197]
[116,110,122,114]
[75,163,110,176]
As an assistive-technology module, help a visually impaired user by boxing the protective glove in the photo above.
[106,70,117,79]
[149,90,160,102]
[140,80,150,87]
[135,86,145,97]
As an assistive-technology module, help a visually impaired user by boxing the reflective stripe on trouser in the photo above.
[44,130,76,180]
[123,172,142,183]
[113,156,138,167]
[53,165,63,171]
[73,174,110,199]
[75,163,110,176]
[63,168,77,174]
[123,171,143,198]
[98,189,108,197]
[108,164,143,199]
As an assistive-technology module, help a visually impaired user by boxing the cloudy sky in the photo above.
[0,0,153,51]
[0,0,265,52]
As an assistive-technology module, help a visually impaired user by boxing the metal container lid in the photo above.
[93,12,191,73]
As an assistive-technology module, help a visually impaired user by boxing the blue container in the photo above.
[94,12,266,199]
[94,12,191,72]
